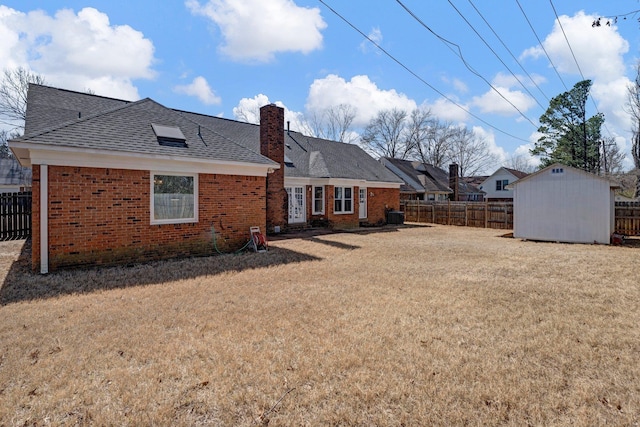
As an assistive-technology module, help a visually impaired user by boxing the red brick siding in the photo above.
[34,165,266,271]
[260,104,287,232]
[322,185,400,229]
[366,187,400,224]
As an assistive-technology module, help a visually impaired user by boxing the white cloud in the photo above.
[306,74,417,127]
[360,27,382,53]
[472,126,507,167]
[423,97,469,123]
[174,76,221,105]
[522,11,635,167]
[523,11,628,81]
[232,94,308,132]
[0,6,156,100]
[471,73,537,116]
[186,0,326,63]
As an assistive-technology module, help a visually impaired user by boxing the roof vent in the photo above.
[152,123,187,148]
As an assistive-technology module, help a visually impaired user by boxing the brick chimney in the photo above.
[260,104,288,232]
[449,163,459,201]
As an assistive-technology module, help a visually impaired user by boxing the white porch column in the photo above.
[40,164,48,274]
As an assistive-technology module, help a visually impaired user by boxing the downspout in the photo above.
[40,164,49,274]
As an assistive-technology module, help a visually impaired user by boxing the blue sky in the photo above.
[1,1,639,172]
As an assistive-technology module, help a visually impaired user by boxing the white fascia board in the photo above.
[284,177,314,186]
[13,143,277,177]
[326,177,400,189]
[284,177,400,189]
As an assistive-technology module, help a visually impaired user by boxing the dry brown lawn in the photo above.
[0,224,639,426]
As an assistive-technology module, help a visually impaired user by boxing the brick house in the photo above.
[10,85,401,272]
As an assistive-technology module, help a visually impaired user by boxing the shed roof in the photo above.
[508,163,620,189]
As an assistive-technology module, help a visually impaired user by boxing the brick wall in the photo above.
[33,165,266,271]
[318,185,400,229]
[366,187,400,224]
[260,104,287,232]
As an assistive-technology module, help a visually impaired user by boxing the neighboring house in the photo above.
[0,158,32,193]
[478,167,528,201]
[510,163,619,244]
[10,84,401,272]
[381,157,484,201]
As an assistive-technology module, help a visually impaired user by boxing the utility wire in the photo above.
[446,0,546,111]
[395,0,538,128]
[466,0,549,103]
[549,0,585,81]
[515,0,568,91]
[548,0,615,140]
[317,0,532,143]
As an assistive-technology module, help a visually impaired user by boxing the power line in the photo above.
[316,0,532,143]
[445,0,546,111]
[466,0,549,103]
[395,0,538,128]
[548,0,615,140]
[549,0,585,81]
[515,0,569,92]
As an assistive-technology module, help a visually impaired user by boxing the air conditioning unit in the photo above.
[386,210,405,225]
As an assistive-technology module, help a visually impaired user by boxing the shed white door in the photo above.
[359,188,367,219]
[286,186,306,224]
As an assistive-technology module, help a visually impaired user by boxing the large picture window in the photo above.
[313,186,324,214]
[151,173,198,224]
[334,186,353,214]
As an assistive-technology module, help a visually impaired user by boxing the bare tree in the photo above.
[0,67,46,132]
[360,108,412,159]
[405,108,431,162]
[307,104,357,143]
[413,118,458,168]
[625,61,640,196]
[447,126,498,177]
[600,137,626,176]
[504,153,536,173]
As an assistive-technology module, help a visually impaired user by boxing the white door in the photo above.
[286,186,306,224]
[359,188,367,219]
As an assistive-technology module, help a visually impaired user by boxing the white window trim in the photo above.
[313,186,325,215]
[334,186,354,214]
[150,172,198,225]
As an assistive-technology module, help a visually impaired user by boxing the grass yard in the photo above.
[0,224,639,426]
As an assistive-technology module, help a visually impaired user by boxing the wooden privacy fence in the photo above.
[401,200,640,235]
[400,201,513,230]
[614,201,640,236]
[0,191,32,240]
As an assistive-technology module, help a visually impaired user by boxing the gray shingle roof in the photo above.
[382,157,483,195]
[16,98,276,166]
[17,85,401,183]
[179,111,402,183]
[25,84,130,136]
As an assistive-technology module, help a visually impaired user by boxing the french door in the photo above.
[286,186,306,224]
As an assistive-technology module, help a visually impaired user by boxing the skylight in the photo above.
[151,123,187,147]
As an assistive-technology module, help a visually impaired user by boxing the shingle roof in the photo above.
[15,98,276,166]
[179,110,402,183]
[17,84,400,183]
[503,167,529,180]
[382,157,483,195]
[24,84,130,136]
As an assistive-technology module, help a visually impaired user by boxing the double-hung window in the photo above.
[334,186,353,214]
[496,179,509,191]
[151,172,198,224]
[313,186,325,214]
